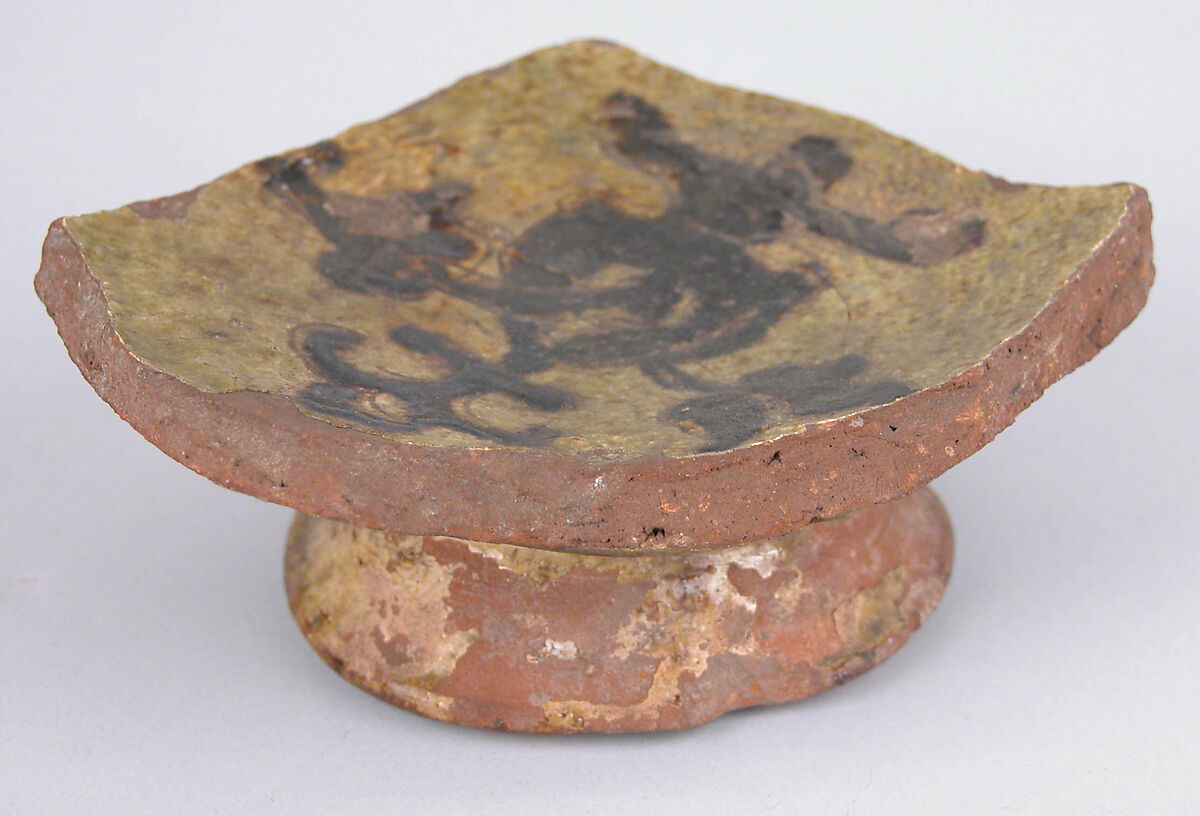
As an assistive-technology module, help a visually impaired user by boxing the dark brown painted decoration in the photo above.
[35,40,1152,553]
[34,40,1153,733]
[257,94,981,451]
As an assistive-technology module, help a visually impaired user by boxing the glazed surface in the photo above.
[36,42,1153,550]
[62,42,1131,457]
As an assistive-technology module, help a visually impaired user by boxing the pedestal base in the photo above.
[284,488,952,733]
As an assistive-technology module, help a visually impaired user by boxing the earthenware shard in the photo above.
[35,40,1153,552]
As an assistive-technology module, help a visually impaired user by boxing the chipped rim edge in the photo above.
[33,185,1152,552]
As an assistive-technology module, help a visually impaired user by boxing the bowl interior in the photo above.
[63,42,1129,459]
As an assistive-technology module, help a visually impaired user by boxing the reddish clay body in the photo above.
[34,42,1153,732]
[286,489,952,732]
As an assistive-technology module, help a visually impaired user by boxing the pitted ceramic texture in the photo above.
[285,487,953,732]
[61,41,1131,459]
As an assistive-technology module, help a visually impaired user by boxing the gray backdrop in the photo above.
[2,1,1196,812]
